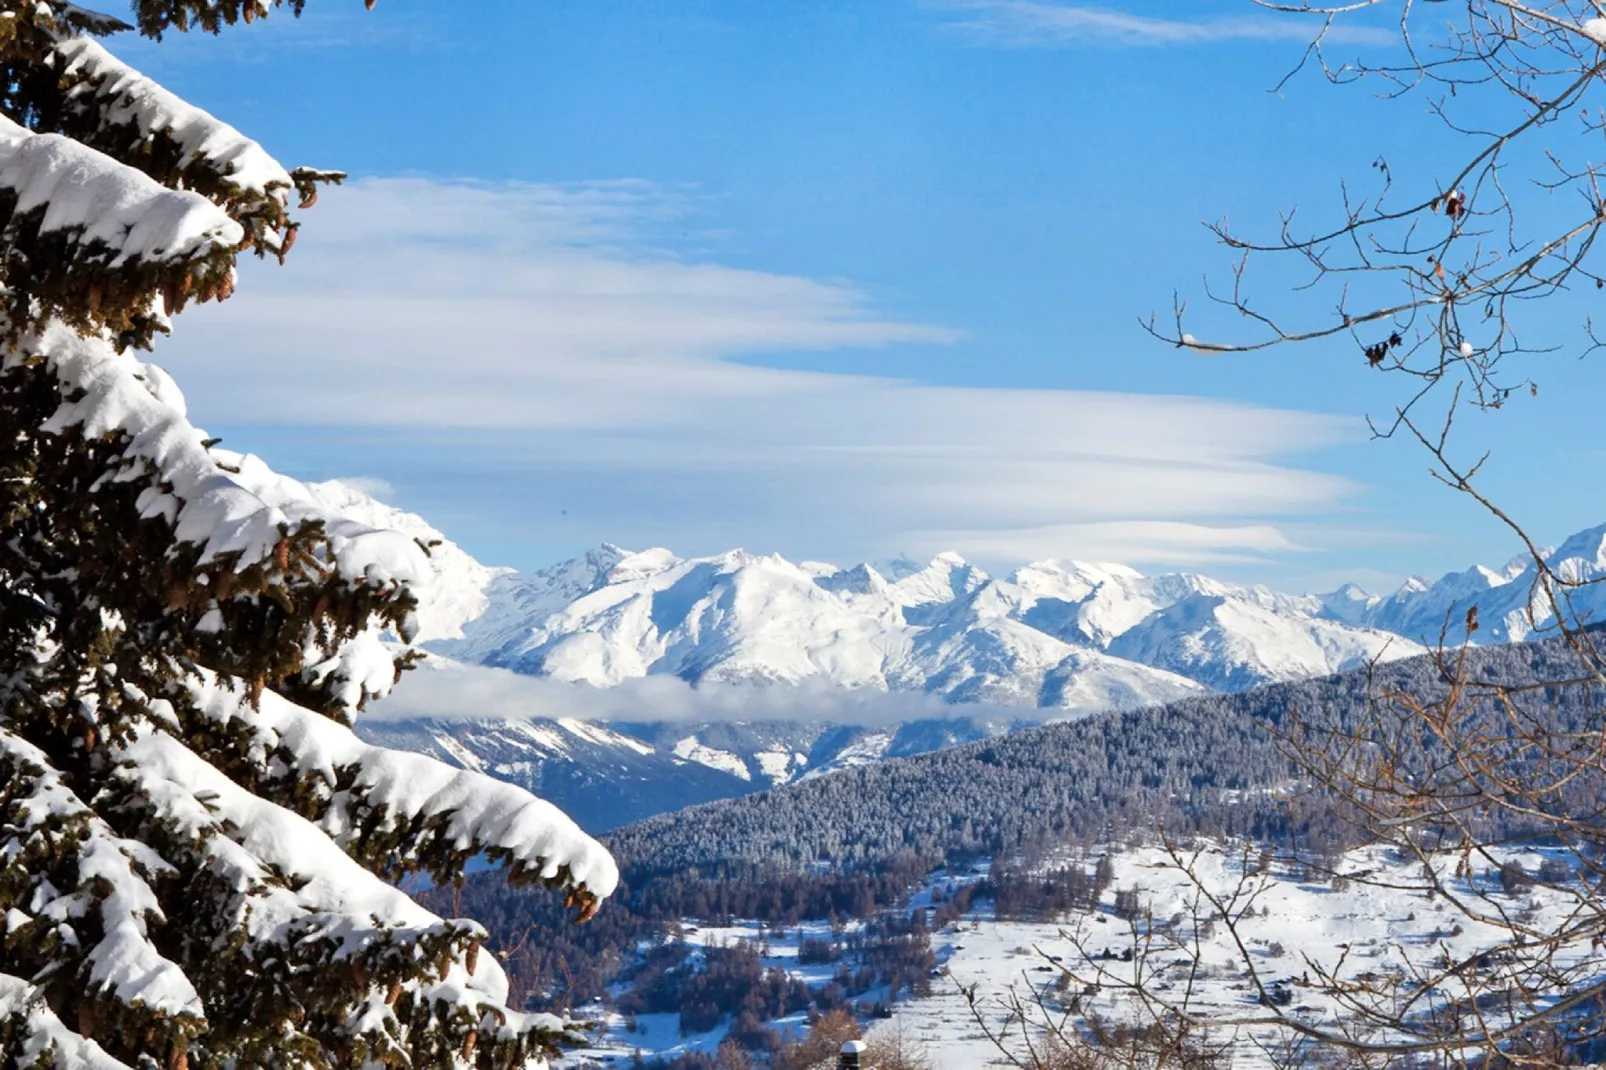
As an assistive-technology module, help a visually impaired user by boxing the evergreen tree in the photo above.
[0,4,617,1070]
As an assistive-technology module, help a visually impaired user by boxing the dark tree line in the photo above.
[420,853,939,1018]
[988,855,1115,922]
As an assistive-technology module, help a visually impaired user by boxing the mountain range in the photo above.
[424,545,1421,703]
[305,478,1606,830]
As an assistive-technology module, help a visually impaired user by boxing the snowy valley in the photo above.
[418,634,1606,1068]
[11,9,1601,1070]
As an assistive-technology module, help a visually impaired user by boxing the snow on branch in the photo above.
[18,320,432,591]
[109,719,593,1054]
[0,974,136,1070]
[114,721,453,940]
[211,451,439,609]
[0,111,240,267]
[0,726,203,1024]
[0,111,245,341]
[186,671,620,908]
[53,37,295,209]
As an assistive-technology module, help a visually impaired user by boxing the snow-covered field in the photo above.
[907,844,1598,1068]
[560,843,1602,1068]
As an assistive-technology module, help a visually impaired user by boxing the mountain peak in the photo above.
[1395,575,1431,595]
[314,474,1606,715]
[1548,523,1606,571]
[815,562,890,597]
[606,546,678,583]
[1013,558,1146,588]
[891,553,989,614]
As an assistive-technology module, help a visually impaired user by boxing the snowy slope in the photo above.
[898,843,1596,1070]
[354,703,1004,832]
[300,478,511,642]
[560,841,1597,1068]
[433,548,908,690]
[887,579,1206,708]
[352,713,760,833]
[428,541,1422,706]
[1109,588,1415,691]
[1346,526,1606,644]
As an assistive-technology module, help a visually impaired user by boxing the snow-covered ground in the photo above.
[557,843,1602,1068]
[902,844,1598,1068]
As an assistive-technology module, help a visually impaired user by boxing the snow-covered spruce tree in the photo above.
[0,4,617,1070]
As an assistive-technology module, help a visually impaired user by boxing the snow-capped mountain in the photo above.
[1338,525,1606,645]
[307,477,1606,828]
[1108,585,1416,692]
[425,542,1413,705]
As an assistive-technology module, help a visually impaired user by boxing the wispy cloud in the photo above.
[901,520,1303,567]
[934,1,1391,48]
[173,177,955,432]
[153,177,1361,571]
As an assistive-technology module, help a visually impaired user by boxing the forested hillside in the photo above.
[607,633,1599,877]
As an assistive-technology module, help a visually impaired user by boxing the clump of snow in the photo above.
[186,671,619,899]
[108,719,538,1046]
[87,669,610,1053]
[0,725,200,1021]
[1584,16,1606,44]
[0,973,135,1070]
[0,111,239,264]
[301,626,400,712]
[55,37,293,202]
[21,321,433,594]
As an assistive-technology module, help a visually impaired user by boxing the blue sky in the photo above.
[125,0,1606,591]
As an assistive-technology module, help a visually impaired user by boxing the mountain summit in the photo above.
[303,478,1606,710]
